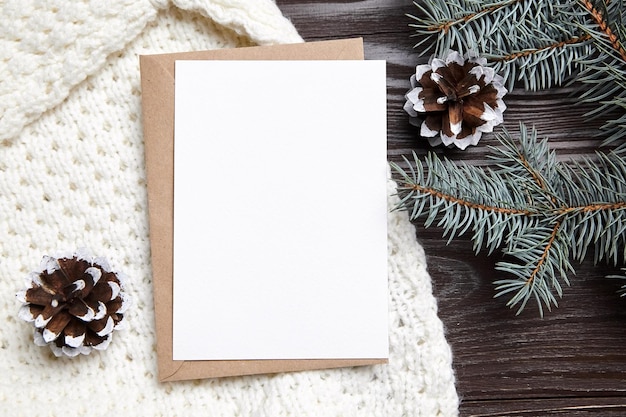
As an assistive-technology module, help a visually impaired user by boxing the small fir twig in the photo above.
[579,0,626,62]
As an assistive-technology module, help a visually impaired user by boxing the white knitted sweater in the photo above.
[0,1,459,415]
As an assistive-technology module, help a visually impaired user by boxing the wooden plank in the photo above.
[463,397,626,416]
[275,1,626,416]
[421,232,626,400]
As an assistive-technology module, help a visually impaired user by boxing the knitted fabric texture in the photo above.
[0,1,459,416]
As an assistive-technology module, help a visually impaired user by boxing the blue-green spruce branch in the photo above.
[391,124,626,315]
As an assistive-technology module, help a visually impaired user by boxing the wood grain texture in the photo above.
[275,1,626,416]
[462,397,626,417]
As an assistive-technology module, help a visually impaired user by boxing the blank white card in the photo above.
[173,60,388,360]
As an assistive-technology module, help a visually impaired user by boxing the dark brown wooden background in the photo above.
[274,1,626,415]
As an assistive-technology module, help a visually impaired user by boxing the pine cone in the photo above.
[17,250,130,357]
[404,51,507,150]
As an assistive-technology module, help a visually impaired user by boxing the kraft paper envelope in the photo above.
[139,38,387,382]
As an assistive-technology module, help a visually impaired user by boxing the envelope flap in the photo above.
[139,54,182,381]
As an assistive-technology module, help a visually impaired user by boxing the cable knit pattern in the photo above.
[0,1,458,416]
[0,0,158,142]
[0,0,301,142]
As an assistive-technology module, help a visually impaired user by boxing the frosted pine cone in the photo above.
[17,250,130,357]
[404,51,507,150]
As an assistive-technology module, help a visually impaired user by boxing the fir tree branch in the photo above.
[410,0,525,36]
[579,0,626,62]
[403,183,626,217]
[401,182,535,216]
[495,221,567,315]
[391,123,626,315]
[490,34,593,64]
[574,0,626,145]
[531,222,563,285]
[408,0,593,90]
[561,202,626,214]
[517,150,560,208]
